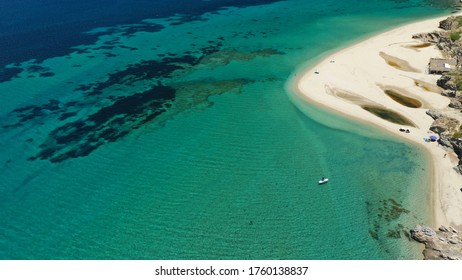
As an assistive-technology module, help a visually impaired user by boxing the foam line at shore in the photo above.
[294,13,462,228]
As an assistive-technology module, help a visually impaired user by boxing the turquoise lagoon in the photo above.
[0,0,457,259]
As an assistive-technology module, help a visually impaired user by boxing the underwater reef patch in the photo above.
[30,85,175,162]
[75,58,190,96]
[0,67,23,83]
[4,99,63,128]
[5,40,270,163]
[367,198,411,241]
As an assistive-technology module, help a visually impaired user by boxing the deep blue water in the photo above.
[0,0,285,68]
[0,0,457,259]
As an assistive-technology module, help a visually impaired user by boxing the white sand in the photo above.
[295,14,462,228]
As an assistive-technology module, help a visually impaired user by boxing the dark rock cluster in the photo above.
[411,224,462,260]
[414,16,462,174]
[426,110,462,174]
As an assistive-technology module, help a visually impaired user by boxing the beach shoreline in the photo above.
[292,13,462,229]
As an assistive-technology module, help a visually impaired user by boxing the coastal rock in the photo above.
[430,122,448,134]
[445,81,457,91]
[430,116,460,134]
[411,224,462,260]
[426,109,444,120]
[449,239,459,244]
[450,138,462,174]
[437,75,451,88]
[412,31,442,43]
[438,137,453,148]
[439,134,462,175]
[440,226,449,232]
[455,165,462,175]
[411,224,435,242]
[417,15,462,188]
[437,75,456,91]
[442,89,457,97]
[439,17,456,31]
[451,138,462,154]
[430,115,462,171]
[449,98,462,109]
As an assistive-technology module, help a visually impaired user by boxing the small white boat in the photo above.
[318,177,329,185]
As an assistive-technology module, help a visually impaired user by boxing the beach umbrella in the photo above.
[429,135,438,141]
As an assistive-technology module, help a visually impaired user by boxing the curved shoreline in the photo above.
[292,13,462,228]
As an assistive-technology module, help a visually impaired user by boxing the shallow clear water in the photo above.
[0,0,455,259]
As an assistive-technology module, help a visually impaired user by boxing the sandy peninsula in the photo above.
[295,14,462,228]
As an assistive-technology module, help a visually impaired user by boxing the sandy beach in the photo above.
[295,14,462,228]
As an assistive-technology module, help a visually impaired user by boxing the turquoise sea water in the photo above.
[0,0,457,259]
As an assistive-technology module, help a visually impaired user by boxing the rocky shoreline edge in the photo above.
[413,15,462,174]
[410,14,462,260]
[411,224,462,259]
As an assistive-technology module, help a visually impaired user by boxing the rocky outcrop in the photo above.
[442,89,457,97]
[435,73,462,113]
[439,17,457,31]
[428,114,462,173]
[449,98,462,109]
[411,224,462,260]
[413,17,462,57]
[410,15,462,259]
[412,31,444,44]
[429,115,460,134]
[414,14,462,170]
[437,75,456,91]
[439,136,454,149]
[455,165,462,174]
[451,137,462,169]
[426,109,444,120]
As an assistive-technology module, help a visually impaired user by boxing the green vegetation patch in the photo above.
[452,131,462,139]
[445,73,462,91]
[456,16,462,28]
[450,31,460,42]
[457,81,462,91]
